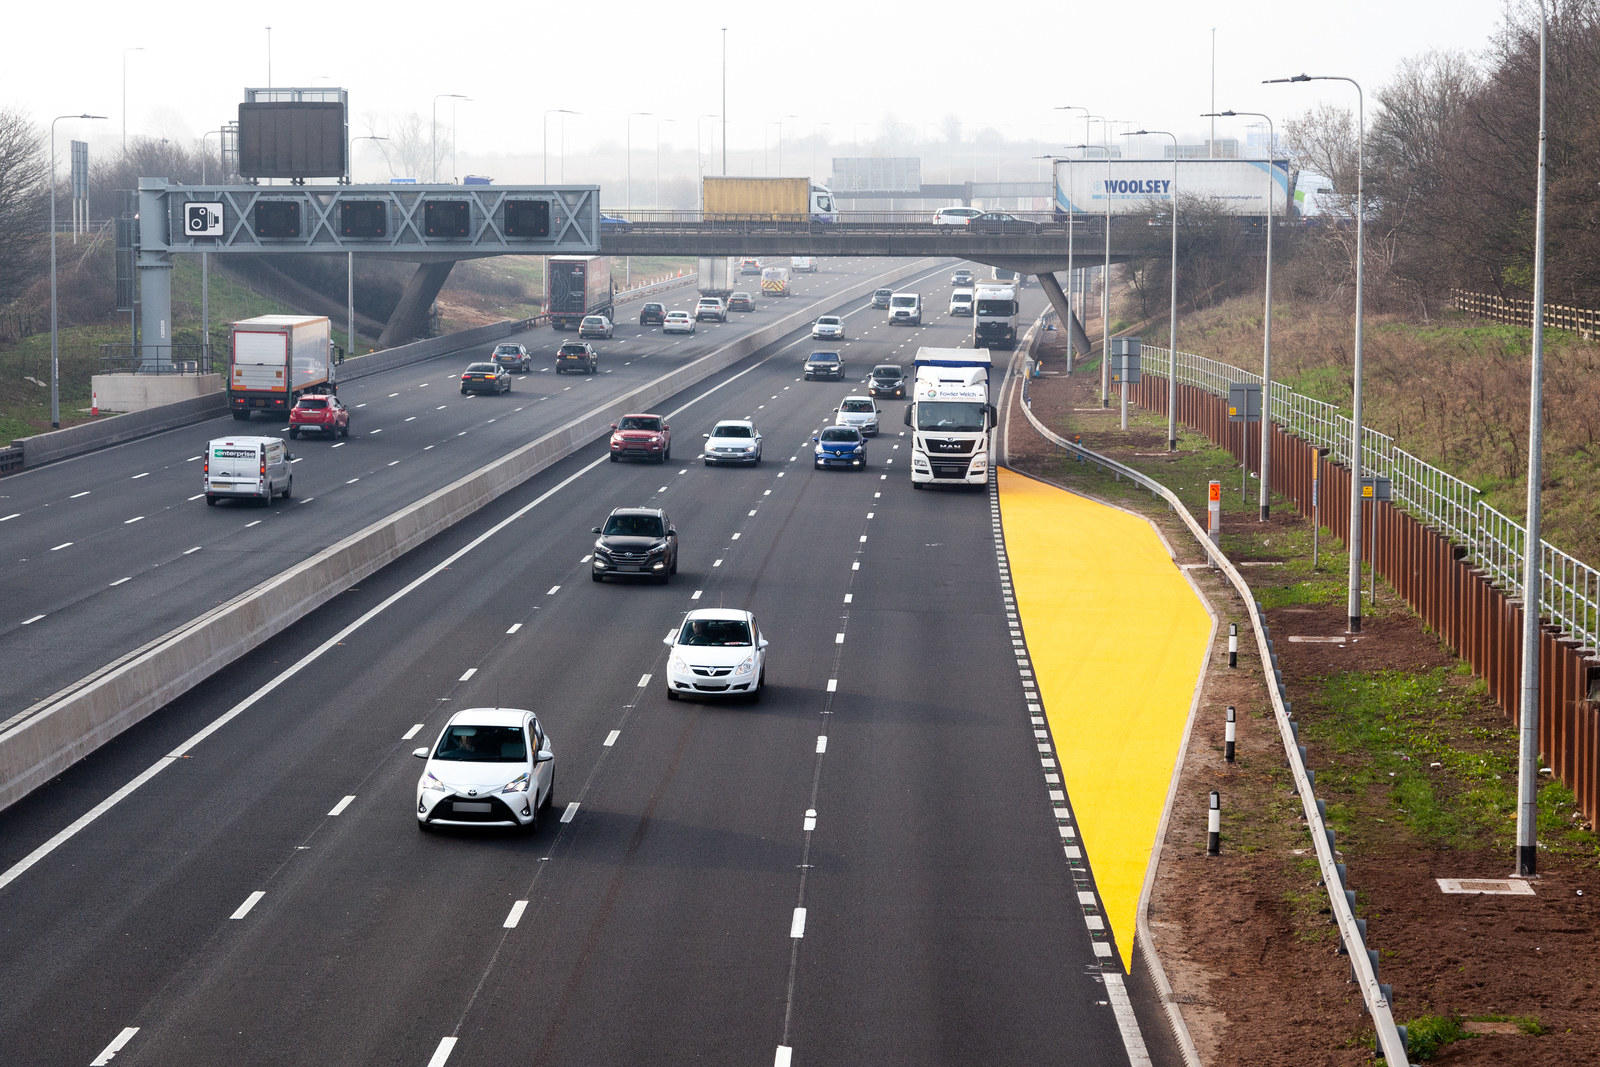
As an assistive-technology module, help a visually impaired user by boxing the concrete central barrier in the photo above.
[0,259,946,813]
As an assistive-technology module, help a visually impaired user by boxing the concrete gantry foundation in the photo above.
[379,261,458,349]
[1034,272,1093,364]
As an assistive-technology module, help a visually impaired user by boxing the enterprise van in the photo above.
[888,292,922,326]
[204,436,293,505]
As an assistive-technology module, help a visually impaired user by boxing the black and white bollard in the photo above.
[1228,623,1238,668]
[1207,791,1221,856]
[1225,706,1236,763]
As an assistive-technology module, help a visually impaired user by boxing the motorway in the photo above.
[0,264,1145,1065]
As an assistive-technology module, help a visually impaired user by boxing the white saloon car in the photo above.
[702,419,764,466]
[413,708,555,831]
[663,310,696,334]
[811,315,846,340]
[664,608,769,701]
[834,395,881,436]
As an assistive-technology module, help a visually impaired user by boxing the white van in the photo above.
[949,290,974,316]
[888,292,922,326]
[204,436,293,505]
[790,256,819,272]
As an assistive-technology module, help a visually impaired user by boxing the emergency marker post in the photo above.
[1226,382,1261,501]
[1207,480,1222,562]
[1207,791,1221,855]
[1225,705,1237,762]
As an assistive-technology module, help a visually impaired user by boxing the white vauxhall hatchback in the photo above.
[663,608,769,702]
[414,708,555,831]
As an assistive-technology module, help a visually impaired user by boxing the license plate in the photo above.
[453,801,491,813]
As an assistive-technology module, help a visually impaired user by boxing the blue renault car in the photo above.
[812,425,868,471]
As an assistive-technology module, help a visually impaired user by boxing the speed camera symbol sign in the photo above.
[185,202,224,237]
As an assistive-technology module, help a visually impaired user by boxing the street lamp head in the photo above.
[1263,74,1313,84]
[1201,110,1238,118]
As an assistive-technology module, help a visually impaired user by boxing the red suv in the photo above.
[609,413,672,463]
[289,393,349,439]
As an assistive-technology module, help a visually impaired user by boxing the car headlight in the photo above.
[501,772,531,794]
[734,655,755,675]
[671,652,691,672]
[422,771,452,794]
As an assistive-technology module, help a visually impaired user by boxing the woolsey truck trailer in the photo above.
[228,315,334,421]
[1053,158,1290,220]
[903,348,995,488]
[547,256,616,330]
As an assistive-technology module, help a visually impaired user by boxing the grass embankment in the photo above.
[437,256,694,333]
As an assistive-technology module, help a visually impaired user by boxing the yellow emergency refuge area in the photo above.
[996,468,1213,972]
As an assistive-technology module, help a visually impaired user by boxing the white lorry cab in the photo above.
[972,283,1019,348]
[203,436,294,505]
[904,348,994,489]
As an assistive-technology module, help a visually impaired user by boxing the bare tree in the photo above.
[0,106,48,307]
[360,112,438,182]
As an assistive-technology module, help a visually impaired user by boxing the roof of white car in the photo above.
[711,420,756,431]
[447,707,532,727]
[681,607,752,623]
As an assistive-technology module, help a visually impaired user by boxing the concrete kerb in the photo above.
[0,258,946,815]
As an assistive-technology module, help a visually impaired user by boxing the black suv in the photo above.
[591,507,679,584]
[869,364,906,399]
[555,340,598,374]
[870,288,893,309]
[639,302,666,326]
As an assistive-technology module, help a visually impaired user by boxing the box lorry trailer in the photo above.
[546,256,616,330]
[697,256,738,297]
[903,348,995,488]
[1053,158,1290,219]
[702,177,838,223]
[972,284,1019,349]
[228,315,334,421]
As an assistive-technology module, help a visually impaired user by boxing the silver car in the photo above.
[834,395,881,436]
[811,315,845,340]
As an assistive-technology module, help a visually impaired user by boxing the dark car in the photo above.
[969,211,1044,235]
[491,342,532,373]
[460,362,511,395]
[727,292,754,312]
[555,340,598,374]
[812,425,868,470]
[804,350,845,381]
[870,288,893,309]
[609,413,672,463]
[868,364,907,399]
[639,302,667,326]
[288,393,349,439]
[591,506,678,583]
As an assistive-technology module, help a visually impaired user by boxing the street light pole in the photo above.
[1516,0,1551,880]
[721,27,728,175]
[1055,107,1090,355]
[1125,129,1178,447]
[347,136,390,361]
[776,114,799,175]
[1207,109,1279,517]
[122,47,144,154]
[450,97,470,183]
[51,113,107,429]
[431,93,465,184]
[1268,72,1365,633]
[543,109,575,184]
[200,127,226,367]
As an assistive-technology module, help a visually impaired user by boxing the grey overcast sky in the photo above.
[7,0,1520,179]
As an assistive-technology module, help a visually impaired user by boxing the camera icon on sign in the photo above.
[186,202,224,236]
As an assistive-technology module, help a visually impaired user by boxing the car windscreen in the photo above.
[820,428,859,443]
[495,345,519,353]
[465,363,497,373]
[678,619,752,646]
[296,398,328,409]
[975,299,1017,315]
[914,400,987,433]
[713,424,751,438]
[809,354,838,363]
[841,400,873,413]
[890,297,916,307]
[433,724,527,762]
[872,366,902,379]
[604,514,664,537]
[559,344,587,354]
[618,417,661,431]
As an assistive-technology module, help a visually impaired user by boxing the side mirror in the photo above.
[663,633,676,646]
[591,526,603,534]
[758,638,769,649]
[903,407,912,426]
[286,452,296,461]
[811,435,819,443]
[412,747,429,759]
[535,750,554,764]
[702,433,711,439]
[610,423,618,430]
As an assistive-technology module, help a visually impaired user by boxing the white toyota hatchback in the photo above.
[413,708,555,831]
[663,608,769,702]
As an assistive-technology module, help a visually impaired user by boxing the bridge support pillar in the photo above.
[379,261,458,349]
[1033,272,1091,366]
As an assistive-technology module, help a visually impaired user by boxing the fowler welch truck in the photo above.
[697,257,737,297]
[903,348,995,488]
[546,256,616,330]
[228,315,334,421]
[1053,158,1290,219]
[702,177,838,223]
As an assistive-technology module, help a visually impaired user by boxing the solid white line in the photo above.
[22,615,45,625]
[561,802,579,823]
[328,795,356,816]
[507,623,522,634]
[816,736,828,753]
[425,1037,457,1067]
[230,890,265,919]
[131,473,148,480]
[50,542,72,551]
[459,668,477,682]
[70,491,91,499]
[637,674,651,687]
[0,513,18,521]
[504,900,529,928]
[90,1027,139,1065]
[404,724,425,740]
[790,908,807,938]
